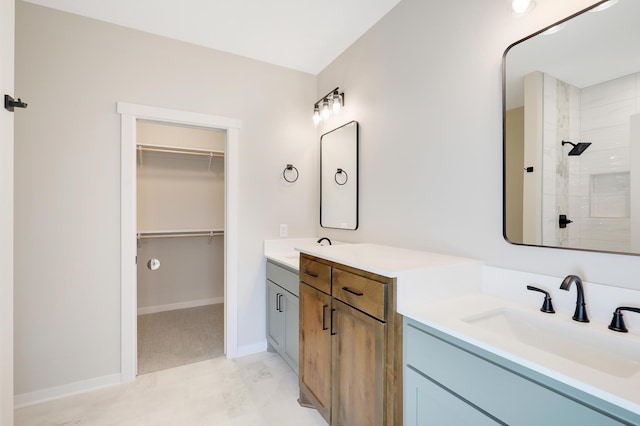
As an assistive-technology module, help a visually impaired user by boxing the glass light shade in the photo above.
[332,92,341,114]
[321,99,331,119]
[313,106,321,125]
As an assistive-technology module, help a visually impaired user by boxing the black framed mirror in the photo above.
[503,0,640,255]
[320,121,359,230]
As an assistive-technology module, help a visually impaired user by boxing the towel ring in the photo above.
[283,164,299,183]
[335,168,348,185]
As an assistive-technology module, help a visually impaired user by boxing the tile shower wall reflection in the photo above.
[541,73,579,248]
[541,72,640,252]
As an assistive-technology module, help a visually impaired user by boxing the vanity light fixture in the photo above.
[312,87,344,125]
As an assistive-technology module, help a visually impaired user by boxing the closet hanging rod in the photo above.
[137,230,224,239]
[137,145,224,158]
[137,229,224,247]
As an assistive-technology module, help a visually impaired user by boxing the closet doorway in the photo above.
[136,121,225,374]
[118,103,240,382]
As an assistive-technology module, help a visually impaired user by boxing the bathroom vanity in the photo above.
[296,243,483,426]
[404,317,638,425]
[400,272,640,426]
[298,252,399,425]
[264,238,342,375]
[266,241,640,425]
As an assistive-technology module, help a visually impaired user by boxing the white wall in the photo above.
[14,2,317,397]
[316,0,640,288]
[1,0,14,421]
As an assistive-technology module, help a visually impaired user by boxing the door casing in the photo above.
[118,102,240,381]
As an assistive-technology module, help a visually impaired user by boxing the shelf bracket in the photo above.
[137,146,143,166]
[208,152,213,171]
[136,233,141,249]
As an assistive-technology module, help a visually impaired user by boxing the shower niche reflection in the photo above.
[503,0,640,255]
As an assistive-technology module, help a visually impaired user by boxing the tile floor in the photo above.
[15,352,326,426]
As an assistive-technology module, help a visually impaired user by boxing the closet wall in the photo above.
[136,121,225,314]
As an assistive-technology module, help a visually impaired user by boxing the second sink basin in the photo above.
[463,307,640,378]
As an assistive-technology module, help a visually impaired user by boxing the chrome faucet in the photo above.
[560,275,589,323]
[317,237,332,246]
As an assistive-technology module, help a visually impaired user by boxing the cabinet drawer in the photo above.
[300,257,331,294]
[333,268,387,321]
[266,261,299,296]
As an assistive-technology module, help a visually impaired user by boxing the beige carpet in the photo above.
[137,304,224,375]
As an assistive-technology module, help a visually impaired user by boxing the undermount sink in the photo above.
[463,307,640,378]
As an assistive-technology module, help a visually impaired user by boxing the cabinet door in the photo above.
[283,290,299,371]
[267,281,284,351]
[332,299,386,426]
[299,282,332,423]
[404,367,502,426]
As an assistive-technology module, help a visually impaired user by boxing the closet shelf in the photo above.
[137,143,224,170]
[137,228,224,246]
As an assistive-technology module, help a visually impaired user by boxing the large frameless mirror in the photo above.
[321,121,359,230]
[503,0,640,255]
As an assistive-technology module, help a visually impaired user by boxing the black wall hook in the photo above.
[5,95,28,112]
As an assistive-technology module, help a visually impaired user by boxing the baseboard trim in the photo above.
[14,341,268,407]
[235,341,268,358]
[137,297,223,315]
[14,373,122,409]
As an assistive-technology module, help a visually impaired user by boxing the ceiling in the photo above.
[22,0,402,75]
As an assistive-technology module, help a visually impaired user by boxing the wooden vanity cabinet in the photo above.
[299,282,332,422]
[331,298,386,426]
[299,253,401,426]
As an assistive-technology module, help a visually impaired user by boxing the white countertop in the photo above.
[298,243,482,277]
[265,252,300,271]
[300,243,485,304]
[263,238,341,271]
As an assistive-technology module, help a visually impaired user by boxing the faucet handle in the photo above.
[526,285,555,313]
[608,307,640,333]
